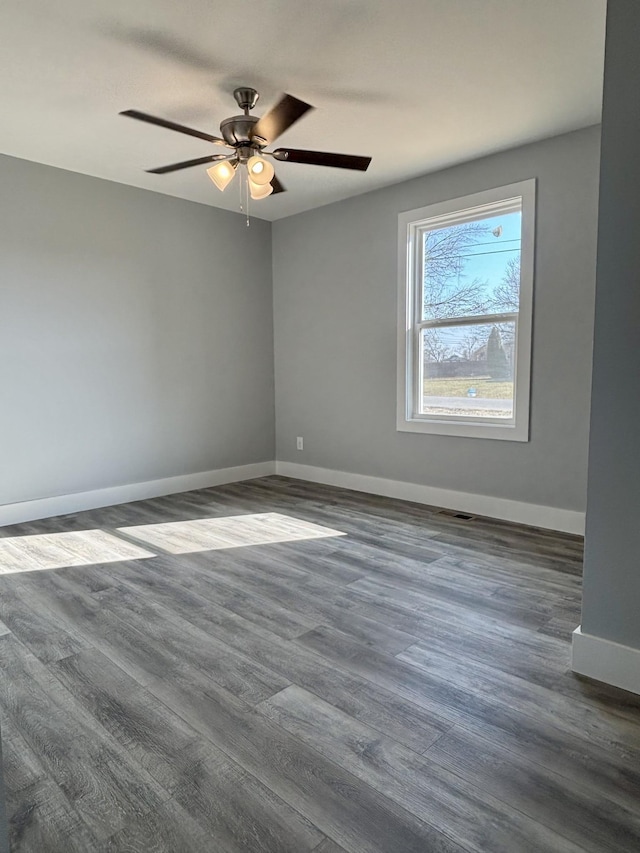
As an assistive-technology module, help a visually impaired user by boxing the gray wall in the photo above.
[273,126,600,511]
[0,155,274,505]
[581,1,640,647]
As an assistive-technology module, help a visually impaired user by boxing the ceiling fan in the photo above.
[121,87,372,201]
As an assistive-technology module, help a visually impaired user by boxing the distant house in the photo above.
[471,340,515,365]
[470,344,488,361]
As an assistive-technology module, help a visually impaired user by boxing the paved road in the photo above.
[424,395,512,412]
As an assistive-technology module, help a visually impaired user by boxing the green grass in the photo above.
[424,377,513,399]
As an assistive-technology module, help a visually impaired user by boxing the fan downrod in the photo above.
[233,87,259,114]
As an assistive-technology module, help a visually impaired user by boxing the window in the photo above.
[397,180,535,441]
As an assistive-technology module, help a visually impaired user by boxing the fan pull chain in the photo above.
[237,164,251,227]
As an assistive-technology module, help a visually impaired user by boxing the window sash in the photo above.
[412,318,519,425]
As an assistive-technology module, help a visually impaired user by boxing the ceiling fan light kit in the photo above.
[248,178,274,200]
[120,86,371,218]
[206,159,236,191]
[247,154,275,186]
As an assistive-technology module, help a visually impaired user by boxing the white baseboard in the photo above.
[275,461,585,535]
[572,626,640,696]
[0,458,585,535]
[0,461,276,527]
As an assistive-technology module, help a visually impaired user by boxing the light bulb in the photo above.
[207,160,237,191]
[247,155,275,186]
[248,178,274,200]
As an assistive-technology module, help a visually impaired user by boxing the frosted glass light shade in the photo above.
[247,155,275,186]
[207,160,237,191]
[248,178,274,200]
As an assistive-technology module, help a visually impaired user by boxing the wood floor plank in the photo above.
[0,579,89,664]
[436,710,640,821]
[0,715,48,798]
[9,571,188,689]
[8,778,98,853]
[19,566,290,705]
[86,551,320,641]
[348,573,553,630]
[97,797,234,853]
[175,550,420,655]
[171,741,324,853]
[425,724,640,853]
[144,663,468,853]
[259,685,586,853]
[395,638,640,750]
[294,624,478,722]
[0,635,167,842]
[86,557,454,752]
[219,481,446,550]
[428,528,581,574]
[0,735,8,853]
[297,623,640,767]
[312,840,349,853]
[205,583,322,640]
[51,648,201,795]
[420,552,581,595]
[93,581,291,705]
[341,574,550,641]
[255,539,368,585]
[538,610,584,640]
[399,631,571,695]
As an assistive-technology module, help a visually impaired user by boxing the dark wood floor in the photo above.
[0,476,639,852]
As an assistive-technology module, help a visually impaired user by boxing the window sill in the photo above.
[397,416,529,441]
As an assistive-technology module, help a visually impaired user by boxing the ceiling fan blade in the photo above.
[120,109,229,146]
[251,94,313,145]
[271,174,286,194]
[272,147,371,171]
[146,154,234,174]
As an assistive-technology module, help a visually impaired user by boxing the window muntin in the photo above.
[397,181,535,441]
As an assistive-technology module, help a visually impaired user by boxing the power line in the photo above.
[462,238,521,249]
[427,247,521,261]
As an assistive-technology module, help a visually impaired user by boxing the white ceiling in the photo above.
[0,0,606,221]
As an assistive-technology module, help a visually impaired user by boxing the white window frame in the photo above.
[397,179,535,441]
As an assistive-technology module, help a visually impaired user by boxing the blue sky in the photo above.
[424,210,522,300]
[459,211,521,286]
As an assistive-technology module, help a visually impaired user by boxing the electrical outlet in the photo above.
[296,436,304,451]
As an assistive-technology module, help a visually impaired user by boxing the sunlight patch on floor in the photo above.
[0,529,156,574]
[118,512,345,555]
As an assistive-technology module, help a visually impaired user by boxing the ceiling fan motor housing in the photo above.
[220,114,262,147]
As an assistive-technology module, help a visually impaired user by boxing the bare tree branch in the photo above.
[423,222,491,320]
[422,329,449,363]
[459,328,485,360]
[490,256,520,312]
